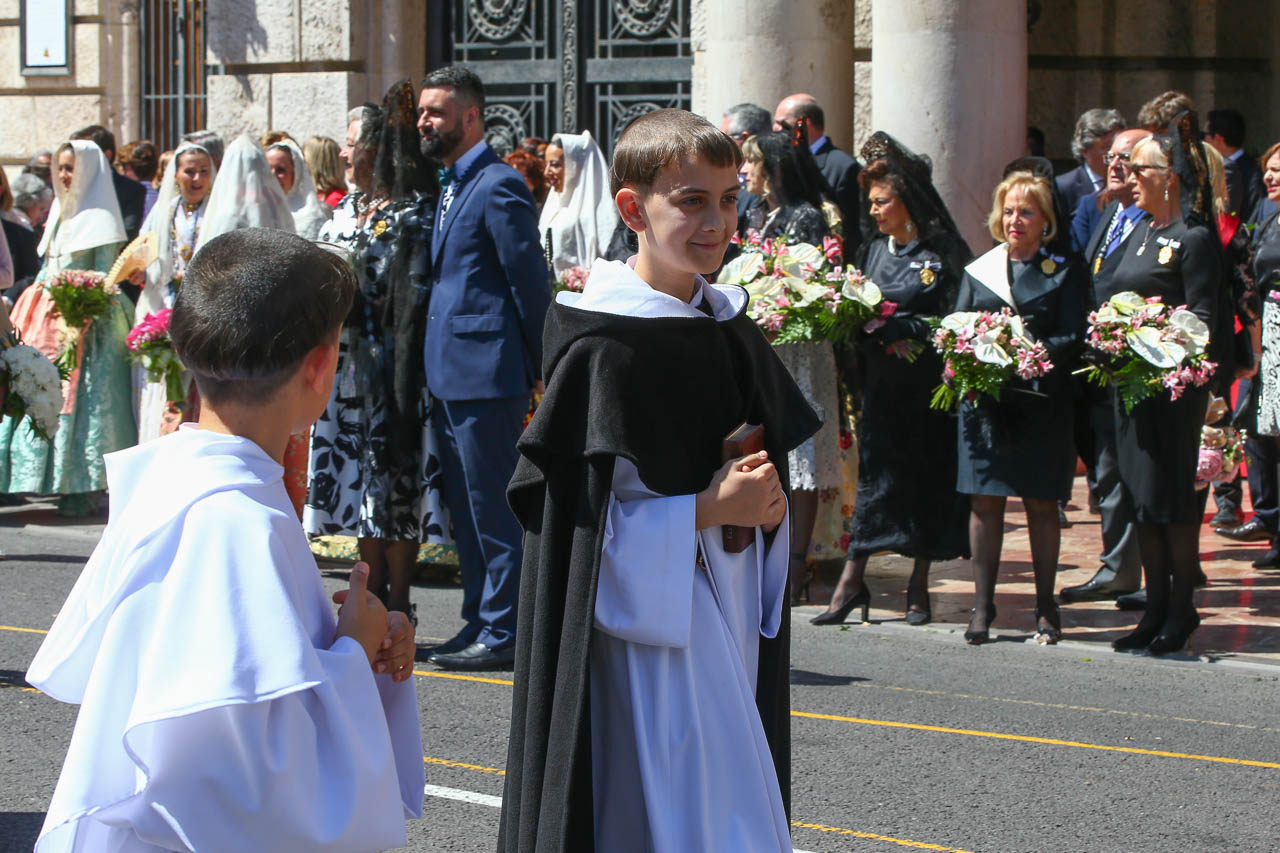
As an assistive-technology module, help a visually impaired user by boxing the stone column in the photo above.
[692,0,856,151]
[871,0,1027,251]
[102,0,141,142]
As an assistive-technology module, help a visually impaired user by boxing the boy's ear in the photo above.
[301,341,339,393]
[615,187,647,234]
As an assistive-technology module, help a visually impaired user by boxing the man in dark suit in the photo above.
[71,125,145,250]
[1206,108,1265,222]
[719,102,770,238]
[2,217,40,305]
[773,93,861,257]
[1059,127,1150,604]
[1056,108,1125,216]
[418,66,551,670]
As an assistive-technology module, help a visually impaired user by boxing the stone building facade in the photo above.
[2,1,1277,244]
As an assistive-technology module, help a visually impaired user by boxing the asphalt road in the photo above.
[2,523,1280,853]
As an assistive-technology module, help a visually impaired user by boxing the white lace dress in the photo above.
[774,341,842,491]
[1257,296,1280,436]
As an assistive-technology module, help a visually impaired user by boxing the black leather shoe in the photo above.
[1058,504,1071,528]
[1210,508,1244,528]
[429,630,479,656]
[1215,519,1273,542]
[1252,548,1280,569]
[1059,571,1138,603]
[1115,588,1147,611]
[429,642,516,671]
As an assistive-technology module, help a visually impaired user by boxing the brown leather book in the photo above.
[721,422,765,553]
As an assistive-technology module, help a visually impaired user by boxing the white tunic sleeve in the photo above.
[593,457,697,647]
[89,637,412,852]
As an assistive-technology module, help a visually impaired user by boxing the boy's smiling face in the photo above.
[621,154,741,282]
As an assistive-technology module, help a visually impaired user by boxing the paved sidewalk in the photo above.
[798,475,1280,665]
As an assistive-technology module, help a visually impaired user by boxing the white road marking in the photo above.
[420,784,820,852]
[423,783,502,808]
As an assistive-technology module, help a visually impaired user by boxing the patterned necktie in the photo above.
[439,167,459,227]
[1103,208,1138,258]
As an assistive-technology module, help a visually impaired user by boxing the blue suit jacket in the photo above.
[426,146,551,402]
[1070,190,1104,256]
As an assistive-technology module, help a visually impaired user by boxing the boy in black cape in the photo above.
[499,109,821,851]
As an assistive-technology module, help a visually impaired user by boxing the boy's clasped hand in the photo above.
[333,561,418,682]
[695,450,787,533]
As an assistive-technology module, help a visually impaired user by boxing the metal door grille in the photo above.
[443,0,692,157]
[139,0,207,150]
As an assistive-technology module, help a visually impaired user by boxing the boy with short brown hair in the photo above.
[500,110,820,852]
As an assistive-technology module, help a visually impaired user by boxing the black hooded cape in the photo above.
[498,293,821,852]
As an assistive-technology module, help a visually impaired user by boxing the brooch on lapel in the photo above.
[910,259,942,287]
[373,219,388,238]
[1093,255,1102,275]
[1039,252,1064,276]
[1154,236,1181,266]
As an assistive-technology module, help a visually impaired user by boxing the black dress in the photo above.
[954,247,1085,501]
[846,235,970,560]
[1103,219,1220,524]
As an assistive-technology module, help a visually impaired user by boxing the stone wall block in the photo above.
[206,0,298,64]
[854,0,872,48]
[33,93,102,143]
[72,21,100,88]
[0,95,39,158]
[270,71,355,144]
[206,73,271,143]
[301,0,353,61]
[852,61,872,152]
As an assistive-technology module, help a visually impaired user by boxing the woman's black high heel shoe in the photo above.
[811,583,870,625]
[1111,616,1163,651]
[964,604,997,645]
[1034,604,1061,646]
[905,592,932,626]
[1148,611,1200,656]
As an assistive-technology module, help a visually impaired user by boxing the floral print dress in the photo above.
[303,193,448,542]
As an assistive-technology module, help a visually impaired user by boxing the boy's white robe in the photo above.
[27,426,424,852]
[562,259,793,852]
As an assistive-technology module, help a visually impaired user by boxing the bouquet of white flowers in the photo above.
[0,333,64,441]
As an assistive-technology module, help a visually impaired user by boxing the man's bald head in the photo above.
[1105,128,1150,199]
[774,94,824,144]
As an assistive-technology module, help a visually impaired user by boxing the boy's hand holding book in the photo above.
[375,611,417,683]
[696,451,786,535]
[332,562,391,667]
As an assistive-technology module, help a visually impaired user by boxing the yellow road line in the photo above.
[791,821,973,852]
[5,624,1277,769]
[792,710,1280,769]
[424,756,506,776]
[413,670,515,686]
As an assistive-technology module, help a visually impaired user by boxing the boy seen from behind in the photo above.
[28,228,424,852]
[499,109,821,852]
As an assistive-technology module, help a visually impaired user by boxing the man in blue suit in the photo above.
[418,66,551,669]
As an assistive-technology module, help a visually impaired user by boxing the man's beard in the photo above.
[421,123,466,160]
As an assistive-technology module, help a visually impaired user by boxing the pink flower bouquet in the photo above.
[718,232,844,344]
[553,265,589,295]
[126,309,186,404]
[44,269,120,372]
[928,308,1055,410]
[1195,424,1247,490]
[1078,292,1215,413]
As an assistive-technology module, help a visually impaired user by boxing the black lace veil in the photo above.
[857,131,972,276]
[1160,111,1214,229]
[373,79,438,202]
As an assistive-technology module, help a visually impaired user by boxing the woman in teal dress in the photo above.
[0,139,136,515]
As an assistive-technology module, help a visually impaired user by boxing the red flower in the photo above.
[838,430,853,450]
[839,533,851,551]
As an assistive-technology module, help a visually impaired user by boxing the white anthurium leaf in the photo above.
[973,331,1013,366]
[1007,315,1028,339]
[1168,309,1210,349]
[1108,291,1148,316]
[745,275,784,301]
[1126,326,1179,368]
[774,253,806,278]
[794,281,830,307]
[840,277,882,308]
[786,242,824,268]
[940,311,982,333]
[718,251,765,285]
[1093,304,1123,325]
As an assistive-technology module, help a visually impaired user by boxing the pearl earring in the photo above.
[905,220,915,234]
[1164,185,1169,202]
[1042,226,1050,237]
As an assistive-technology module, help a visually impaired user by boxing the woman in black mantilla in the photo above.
[813,132,971,627]
[1103,117,1220,655]
[738,128,846,591]
[304,81,444,622]
[955,164,1085,645]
